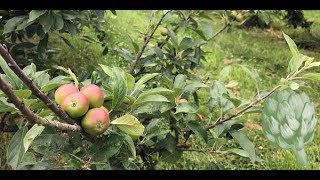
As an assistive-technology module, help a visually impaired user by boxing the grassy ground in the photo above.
[2,10,320,169]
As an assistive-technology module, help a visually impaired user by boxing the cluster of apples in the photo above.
[54,83,110,136]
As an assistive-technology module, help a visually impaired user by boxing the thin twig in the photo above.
[129,10,172,76]
[177,147,225,154]
[183,85,281,143]
[0,43,76,125]
[0,76,81,132]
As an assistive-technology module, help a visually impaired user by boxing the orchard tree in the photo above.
[0,10,319,170]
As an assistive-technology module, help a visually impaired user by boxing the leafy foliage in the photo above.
[0,10,319,170]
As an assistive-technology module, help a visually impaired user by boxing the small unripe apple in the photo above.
[61,92,89,118]
[235,13,244,22]
[54,84,79,105]
[160,27,169,36]
[80,84,104,108]
[81,107,110,136]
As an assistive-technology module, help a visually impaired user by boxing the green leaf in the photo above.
[301,73,320,81]
[214,119,238,137]
[115,48,133,62]
[0,97,17,113]
[283,32,307,73]
[168,28,178,48]
[218,65,232,79]
[52,14,64,31]
[239,64,260,84]
[174,74,187,89]
[210,80,227,97]
[175,102,198,114]
[7,126,28,169]
[99,64,113,77]
[37,33,48,53]
[17,152,36,170]
[0,56,24,89]
[91,133,124,162]
[128,35,139,54]
[283,32,299,57]
[228,148,250,158]
[123,134,136,158]
[201,21,213,38]
[137,87,173,100]
[125,73,135,92]
[4,16,28,33]
[28,10,46,23]
[132,94,170,110]
[60,36,76,50]
[184,82,208,94]
[112,67,127,110]
[41,76,71,93]
[154,47,163,60]
[135,73,160,87]
[39,14,54,33]
[31,133,69,156]
[23,124,45,154]
[229,130,258,162]
[160,150,182,164]
[111,114,145,137]
[133,102,173,115]
[14,89,32,99]
[187,120,208,143]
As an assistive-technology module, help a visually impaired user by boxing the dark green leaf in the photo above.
[110,10,117,15]
[52,14,64,31]
[115,48,133,62]
[229,130,258,162]
[37,33,48,53]
[168,28,178,48]
[214,119,238,137]
[160,150,182,164]
[123,134,136,158]
[7,126,28,170]
[154,47,163,60]
[60,36,75,50]
[201,21,213,38]
[102,46,109,55]
[23,124,45,154]
[64,21,77,35]
[28,10,46,23]
[112,67,127,110]
[32,133,70,156]
[39,14,54,33]
[91,133,124,162]
[187,120,208,143]
[175,102,198,114]
[4,16,28,33]
[17,152,36,170]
